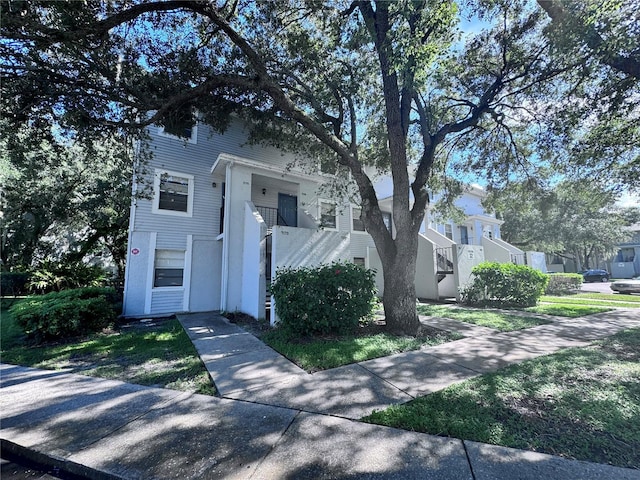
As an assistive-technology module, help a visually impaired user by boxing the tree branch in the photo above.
[537,0,640,79]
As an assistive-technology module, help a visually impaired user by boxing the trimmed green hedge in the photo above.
[460,262,549,308]
[545,273,583,295]
[271,261,377,336]
[9,287,121,342]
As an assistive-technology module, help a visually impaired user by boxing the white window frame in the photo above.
[318,199,338,230]
[157,123,198,144]
[445,224,453,240]
[153,249,185,289]
[351,206,366,233]
[152,169,194,217]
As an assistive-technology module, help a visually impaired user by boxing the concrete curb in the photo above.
[1,438,126,480]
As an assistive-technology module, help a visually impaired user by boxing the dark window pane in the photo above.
[460,226,469,244]
[154,268,184,287]
[159,191,188,211]
[159,174,189,212]
[321,214,336,229]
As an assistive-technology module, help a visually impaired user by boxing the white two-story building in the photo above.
[122,119,545,321]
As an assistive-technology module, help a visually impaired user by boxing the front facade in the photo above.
[123,120,377,319]
[123,120,546,319]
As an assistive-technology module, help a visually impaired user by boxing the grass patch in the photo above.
[364,328,640,469]
[417,304,551,332]
[568,292,640,303]
[525,304,612,317]
[541,295,640,308]
[1,307,215,395]
[259,326,460,372]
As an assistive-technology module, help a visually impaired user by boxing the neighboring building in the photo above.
[122,119,545,320]
[610,223,640,278]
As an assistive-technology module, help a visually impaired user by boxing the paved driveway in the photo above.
[581,280,613,294]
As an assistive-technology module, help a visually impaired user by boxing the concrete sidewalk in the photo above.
[2,308,639,479]
[178,308,640,419]
[2,363,639,479]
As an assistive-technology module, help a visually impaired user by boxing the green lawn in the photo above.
[570,292,640,303]
[525,304,612,317]
[364,328,640,469]
[1,307,215,395]
[259,328,461,372]
[541,295,640,308]
[417,304,552,331]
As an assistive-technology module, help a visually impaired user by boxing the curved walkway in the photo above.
[179,308,640,419]
[1,308,639,479]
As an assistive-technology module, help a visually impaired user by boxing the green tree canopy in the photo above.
[0,123,136,279]
[2,0,638,332]
[485,179,628,269]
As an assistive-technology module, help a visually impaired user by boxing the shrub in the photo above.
[9,287,121,342]
[460,262,549,308]
[28,260,109,294]
[1,271,31,296]
[271,261,377,336]
[545,273,583,295]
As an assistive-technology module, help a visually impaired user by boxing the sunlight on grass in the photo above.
[364,328,640,469]
[525,304,611,317]
[1,310,216,396]
[541,295,640,308]
[260,329,460,372]
[417,304,550,331]
[572,293,640,303]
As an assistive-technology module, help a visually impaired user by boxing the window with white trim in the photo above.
[154,249,185,287]
[352,207,365,232]
[319,200,337,229]
[445,224,453,240]
[153,170,194,217]
[353,257,365,267]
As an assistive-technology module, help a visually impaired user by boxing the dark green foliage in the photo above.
[1,271,31,296]
[545,273,583,295]
[28,260,109,294]
[271,262,377,336]
[460,262,549,308]
[9,287,121,342]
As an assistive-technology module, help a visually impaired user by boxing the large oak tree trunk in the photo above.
[379,231,421,336]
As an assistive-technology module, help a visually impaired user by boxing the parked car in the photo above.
[610,277,640,294]
[582,269,610,282]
